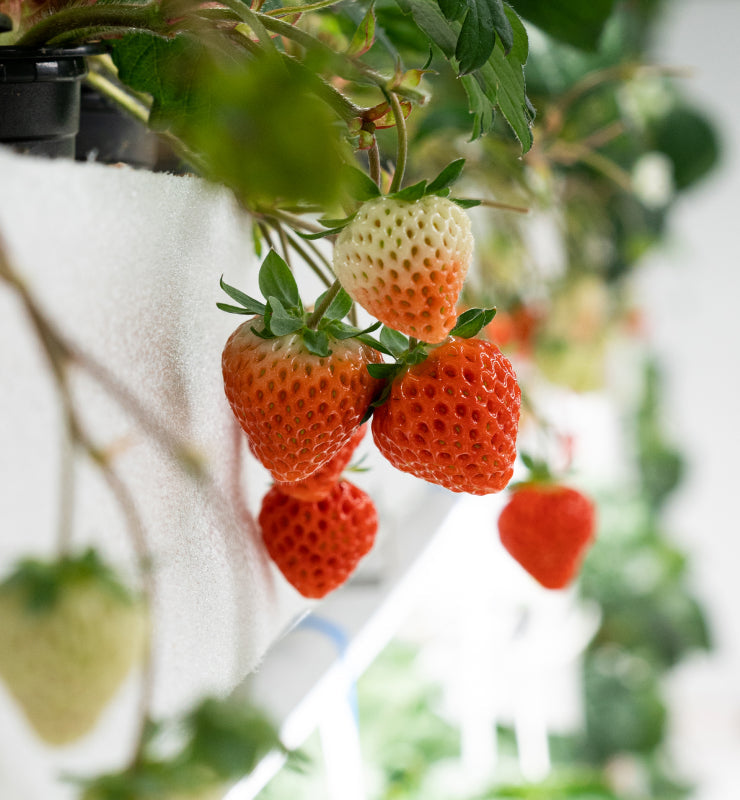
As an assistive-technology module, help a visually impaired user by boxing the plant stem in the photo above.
[84,69,151,126]
[478,199,530,214]
[267,0,344,16]
[283,231,335,288]
[306,279,343,328]
[388,92,408,194]
[368,137,381,187]
[16,2,165,46]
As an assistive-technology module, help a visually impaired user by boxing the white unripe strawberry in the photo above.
[332,195,474,343]
[0,552,148,746]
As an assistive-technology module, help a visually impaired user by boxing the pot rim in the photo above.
[0,42,108,58]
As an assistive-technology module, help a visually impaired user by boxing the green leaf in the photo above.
[427,158,466,193]
[259,251,302,311]
[509,0,616,51]
[395,0,532,148]
[111,33,209,132]
[456,0,497,75]
[380,326,410,357]
[449,306,496,337]
[266,297,304,336]
[219,276,267,315]
[390,179,428,202]
[302,329,331,357]
[437,0,467,20]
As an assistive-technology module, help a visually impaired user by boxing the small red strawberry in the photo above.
[371,335,521,495]
[276,423,367,501]
[219,251,383,482]
[259,480,377,598]
[497,484,596,589]
[332,195,473,343]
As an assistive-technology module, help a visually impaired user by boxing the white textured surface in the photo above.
[0,147,308,795]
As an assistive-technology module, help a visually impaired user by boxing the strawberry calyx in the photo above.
[298,158,483,241]
[218,249,380,358]
[0,548,136,614]
[508,453,559,491]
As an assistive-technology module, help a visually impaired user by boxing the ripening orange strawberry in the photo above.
[332,195,474,343]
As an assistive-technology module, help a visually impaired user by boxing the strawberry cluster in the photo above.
[220,160,594,598]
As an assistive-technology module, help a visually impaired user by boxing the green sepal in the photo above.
[219,275,267,315]
[389,179,428,202]
[317,286,354,321]
[216,302,256,316]
[343,164,382,201]
[513,453,555,487]
[265,297,304,336]
[250,324,275,340]
[324,319,382,341]
[379,326,410,357]
[367,362,402,380]
[355,332,394,355]
[302,328,331,357]
[427,159,466,193]
[450,306,496,338]
[0,548,135,614]
[259,250,302,312]
[317,213,357,228]
[451,197,482,209]
[296,226,347,241]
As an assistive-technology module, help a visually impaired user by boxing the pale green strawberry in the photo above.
[0,550,147,746]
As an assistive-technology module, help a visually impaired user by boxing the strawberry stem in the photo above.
[307,279,343,329]
[368,137,382,187]
[388,92,408,194]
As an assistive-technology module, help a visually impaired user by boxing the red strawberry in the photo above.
[276,423,367,501]
[259,480,378,598]
[222,323,382,482]
[371,336,521,494]
[332,195,474,343]
[497,484,596,589]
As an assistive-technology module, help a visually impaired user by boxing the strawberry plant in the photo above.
[0,0,723,796]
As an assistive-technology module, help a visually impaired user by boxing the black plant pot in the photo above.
[75,84,161,168]
[0,44,103,158]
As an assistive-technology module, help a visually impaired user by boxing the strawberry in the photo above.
[371,335,521,495]
[219,251,383,483]
[497,484,596,589]
[223,324,381,482]
[332,194,474,343]
[259,480,377,598]
[276,423,367,501]
[0,549,147,746]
